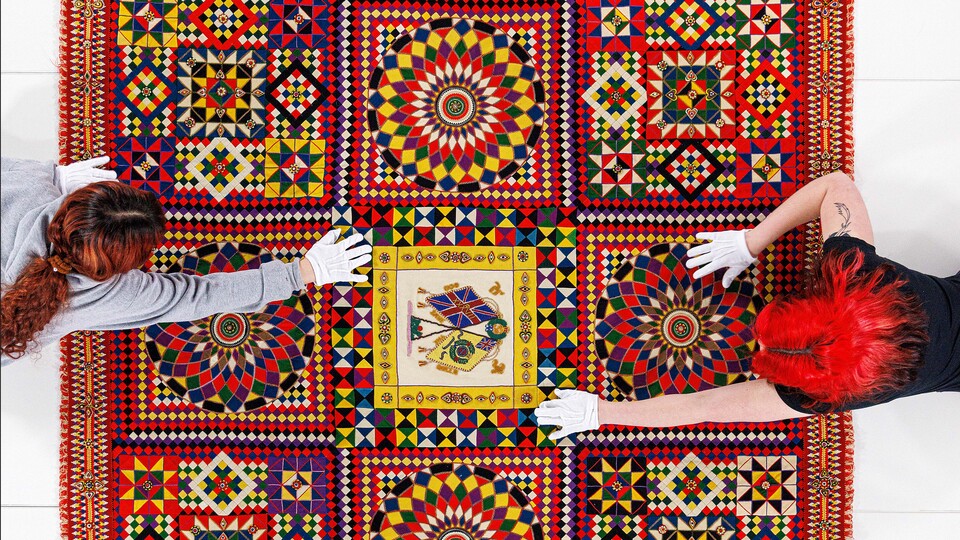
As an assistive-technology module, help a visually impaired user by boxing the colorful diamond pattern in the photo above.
[114,46,177,136]
[739,49,795,138]
[122,515,176,540]
[587,52,647,140]
[645,0,737,49]
[741,516,792,539]
[646,141,737,202]
[178,0,269,49]
[266,49,330,138]
[647,452,737,514]
[175,137,264,200]
[178,453,268,516]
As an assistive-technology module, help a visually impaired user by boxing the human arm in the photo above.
[1,156,60,195]
[535,380,810,439]
[64,230,371,331]
[596,379,810,428]
[685,171,875,285]
[743,171,874,254]
[77,259,308,330]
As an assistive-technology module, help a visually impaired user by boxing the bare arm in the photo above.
[745,171,875,256]
[597,379,810,428]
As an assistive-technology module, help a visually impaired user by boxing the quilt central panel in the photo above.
[57,0,857,538]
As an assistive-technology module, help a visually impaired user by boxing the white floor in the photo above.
[2,1,959,538]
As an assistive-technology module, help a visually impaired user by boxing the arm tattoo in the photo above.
[827,202,852,238]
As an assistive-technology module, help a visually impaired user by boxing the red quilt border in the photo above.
[56,1,858,539]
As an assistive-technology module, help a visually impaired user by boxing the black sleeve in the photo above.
[775,384,830,414]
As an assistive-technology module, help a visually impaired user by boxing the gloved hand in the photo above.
[304,229,372,286]
[55,156,118,194]
[684,230,757,288]
[533,389,600,441]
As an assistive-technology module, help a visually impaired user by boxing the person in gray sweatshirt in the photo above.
[0,156,371,365]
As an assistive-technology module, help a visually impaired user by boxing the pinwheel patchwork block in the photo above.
[263,137,326,197]
[117,0,179,48]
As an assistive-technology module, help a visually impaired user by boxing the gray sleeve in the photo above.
[1,157,59,192]
[71,259,306,331]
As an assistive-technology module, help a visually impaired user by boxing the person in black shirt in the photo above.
[535,171,959,437]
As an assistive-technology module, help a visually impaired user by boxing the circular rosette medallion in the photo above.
[367,17,546,193]
[369,463,543,540]
[594,242,761,400]
[145,242,316,413]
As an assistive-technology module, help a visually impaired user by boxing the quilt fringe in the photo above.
[841,2,857,539]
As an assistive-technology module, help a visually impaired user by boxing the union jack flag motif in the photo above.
[426,287,498,328]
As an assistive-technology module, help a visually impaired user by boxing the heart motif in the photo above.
[685,108,698,119]
[665,90,677,101]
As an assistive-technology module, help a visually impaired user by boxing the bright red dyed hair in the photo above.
[1,182,165,358]
[751,247,928,410]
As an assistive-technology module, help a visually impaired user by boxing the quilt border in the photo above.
[56,1,857,539]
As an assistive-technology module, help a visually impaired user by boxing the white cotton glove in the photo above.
[304,230,373,286]
[54,156,118,194]
[684,230,757,288]
[534,389,600,441]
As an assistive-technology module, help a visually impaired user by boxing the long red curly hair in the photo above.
[1,182,165,358]
[751,246,928,410]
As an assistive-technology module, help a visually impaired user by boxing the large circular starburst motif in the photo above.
[369,463,543,540]
[367,18,546,193]
[594,243,761,400]
[145,242,316,413]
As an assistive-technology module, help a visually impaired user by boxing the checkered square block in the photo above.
[113,46,177,137]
